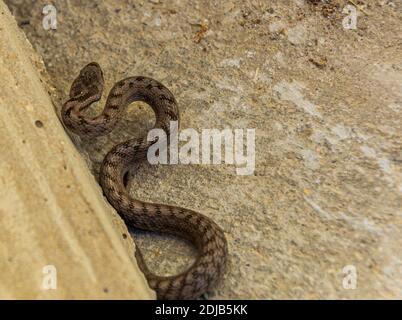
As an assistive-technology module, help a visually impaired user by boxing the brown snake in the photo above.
[61,62,227,299]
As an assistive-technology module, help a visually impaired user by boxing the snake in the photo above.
[61,62,228,299]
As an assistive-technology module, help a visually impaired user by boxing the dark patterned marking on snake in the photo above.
[61,62,227,300]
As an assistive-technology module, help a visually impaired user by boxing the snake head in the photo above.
[69,62,104,99]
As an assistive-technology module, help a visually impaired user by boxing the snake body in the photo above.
[61,62,227,299]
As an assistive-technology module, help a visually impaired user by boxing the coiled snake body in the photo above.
[61,62,227,299]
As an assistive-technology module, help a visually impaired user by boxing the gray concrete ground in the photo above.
[5,0,402,298]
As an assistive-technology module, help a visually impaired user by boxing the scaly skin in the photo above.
[61,62,228,299]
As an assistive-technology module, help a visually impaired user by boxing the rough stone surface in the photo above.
[4,0,402,298]
[0,1,154,299]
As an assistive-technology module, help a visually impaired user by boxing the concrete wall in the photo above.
[0,1,154,299]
